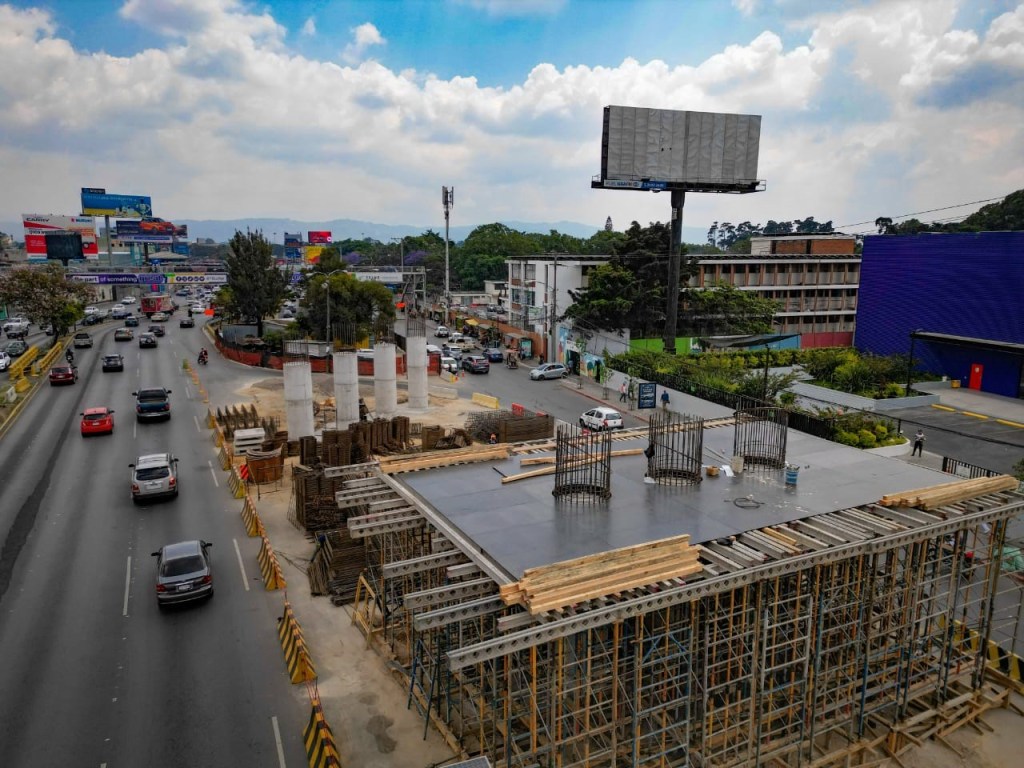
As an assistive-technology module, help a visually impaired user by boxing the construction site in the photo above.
[309,405,1024,768]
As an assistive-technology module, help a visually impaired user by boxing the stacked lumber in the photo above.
[500,535,702,615]
[379,444,510,474]
[879,475,1018,511]
[307,529,365,604]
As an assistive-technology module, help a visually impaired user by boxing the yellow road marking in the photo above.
[930,404,956,412]
[996,419,1024,429]
[960,411,989,420]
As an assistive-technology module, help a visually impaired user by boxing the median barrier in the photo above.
[217,441,233,470]
[257,535,286,590]
[8,346,40,379]
[303,692,341,768]
[278,599,317,683]
[30,342,65,377]
[206,408,217,429]
[213,425,224,447]
[226,465,246,498]
[471,392,500,409]
[240,493,264,537]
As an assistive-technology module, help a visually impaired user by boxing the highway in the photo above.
[0,315,307,767]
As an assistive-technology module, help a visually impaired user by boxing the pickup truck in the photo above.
[132,387,172,421]
[3,317,30,338]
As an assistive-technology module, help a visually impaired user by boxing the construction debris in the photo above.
[499,534,702,615]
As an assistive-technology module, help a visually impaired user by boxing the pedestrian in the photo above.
[627,380,636,404]
[912,429,925,457]
[661,389,670,410]
[619,380,627,403]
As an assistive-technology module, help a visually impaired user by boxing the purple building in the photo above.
[855,232,1024,399]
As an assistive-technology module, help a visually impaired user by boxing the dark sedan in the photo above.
[147,325,166,337]
[102,353,124,372]
[152,540,213,607]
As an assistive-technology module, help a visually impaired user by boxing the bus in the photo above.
[141,293,174,317]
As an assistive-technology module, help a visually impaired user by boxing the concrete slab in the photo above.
[914,380,1024,423]
[400,426,951,579]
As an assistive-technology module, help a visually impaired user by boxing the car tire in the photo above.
[562,371,569,378]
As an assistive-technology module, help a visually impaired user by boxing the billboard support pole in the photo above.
[104,215,111,263]
[663,190,685,356]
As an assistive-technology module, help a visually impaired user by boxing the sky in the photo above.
[0,0,1022,240]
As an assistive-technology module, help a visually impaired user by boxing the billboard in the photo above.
[22,214,99,260]
[68,273,227,285]
[308,231,332,244]
[115,219,188,243]
[285,247,302,259]
[284,232,302,246]
[80,189,153,218]
[598,106,761,190]
[304,246,326,264]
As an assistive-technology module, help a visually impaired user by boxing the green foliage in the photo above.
[874,189,1024,234]
[0,262,95,341]
[299,271,396,343]
[857,429,877,448]
[1013,458,1024,482]
[683,281,779,336]
[223,230,290,337]
[708,217,834,249]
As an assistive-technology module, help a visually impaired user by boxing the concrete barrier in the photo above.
[278,600,317,683]
[240,493,264,537]
[945,616,1024,685]
[472,392,500,409]
[226,466,246,498]
[257,536,286,590]
[217,441,233,470]
[303,694,341,768]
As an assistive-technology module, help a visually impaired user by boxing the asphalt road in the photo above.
[0,315,307,768]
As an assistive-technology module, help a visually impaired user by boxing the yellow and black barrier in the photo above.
[278,600,317,683]
[258,536,286,590]
[226,466,246,498]
[213,425,225,447]
[217,441,233,470]
[946,617,1023,682]
[303,694,341,768]
[240,493,264,537]
[206,408,217,429]
[30,342,65,377]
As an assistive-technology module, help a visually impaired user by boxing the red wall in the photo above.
[213,338,408,374]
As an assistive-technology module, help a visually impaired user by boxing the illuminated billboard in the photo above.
[80,188,153,218]
[115,219,188,243]
[22,214,98,261]
[304,246,326,264]
[597,106,762,192]
[308,231,332,244]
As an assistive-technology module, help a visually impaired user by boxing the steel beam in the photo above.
[403,577,497,610]
[445,496,1024,670]
[413,596,506,631]
[382,550,466,578]
[323,462,380,478]
[348,515,425,538]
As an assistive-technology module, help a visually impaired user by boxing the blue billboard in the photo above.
[81,189,153,218]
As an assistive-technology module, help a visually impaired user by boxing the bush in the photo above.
[873,423,888,439]
[836,430,859,446]
[857,429,877,448]
[879,382,906,399]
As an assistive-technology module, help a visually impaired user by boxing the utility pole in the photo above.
[442,186,454,322]
[548,254,558,364]
[663,190,685,355]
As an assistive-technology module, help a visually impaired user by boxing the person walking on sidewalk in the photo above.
[912,429,926,457]
[661,389,670,410]
[619,380,627,403]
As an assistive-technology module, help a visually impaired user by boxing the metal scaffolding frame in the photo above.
[347,473,1024,768]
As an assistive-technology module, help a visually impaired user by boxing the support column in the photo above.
[663,189,685,355]
[333,351,360,426]
[406,335,428,411]
[374,342,397,419]
[283,361,315,438]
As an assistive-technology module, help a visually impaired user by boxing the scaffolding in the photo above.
[348,469,1024,768]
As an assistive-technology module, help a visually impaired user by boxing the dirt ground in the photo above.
[228,375,1024,768]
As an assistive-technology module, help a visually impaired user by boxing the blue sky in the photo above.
[0,0,1022,238]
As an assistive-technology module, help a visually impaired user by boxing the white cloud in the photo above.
[455,0,567,17]
[342,22,386,64]
[301,16,316,37]
[732,0,759,16]
[0,0,1020,233]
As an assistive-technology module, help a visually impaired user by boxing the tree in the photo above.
[299,271,396,342]
[562,262,645,332]
[223,230,289,337]
[681,281,779,336]
[0,263,95,344]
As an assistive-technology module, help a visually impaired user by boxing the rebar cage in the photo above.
[646,412,704,486]
[406,314,426,337]
[553,424,612,502]
[733,407,789,470]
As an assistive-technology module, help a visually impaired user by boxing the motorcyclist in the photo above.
[65,348,74,364]
[198,348,208,364]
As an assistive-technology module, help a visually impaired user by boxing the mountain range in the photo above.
[2,216,709,246]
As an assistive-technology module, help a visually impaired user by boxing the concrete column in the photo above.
[283,361,315,438]
[333,351,360,427]
[373,342,397,419]
[406,336,428,411]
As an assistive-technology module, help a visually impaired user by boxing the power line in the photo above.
[835,194,1008,230]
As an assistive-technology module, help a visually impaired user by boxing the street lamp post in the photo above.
[905,329,923,394]
[323,269,346,345]
[442,186,454,322]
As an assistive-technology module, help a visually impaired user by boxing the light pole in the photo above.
[442,186,454,321]
[905,329,923,394]
[323,269,345,345]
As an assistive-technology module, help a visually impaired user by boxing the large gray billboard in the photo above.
[599,106,761,189]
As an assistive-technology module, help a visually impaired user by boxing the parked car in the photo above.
[5,340,27,357]
[462,354,490,374]
[48,364,78,386]
[139,332,158,348]
[0,351,10,371]
[81,314,102,326]
[579,407,624,431]
[133,387,172,420]
[434,325,450,338]
[80,406,115,436]
[147,325,165,337]
[130,453,179,503]
[110,305,128,319]
[530,362,569,381]
[124,315,139,327]
[83,305,99,315]
[73,332,93,348]
[484,348,504,362]
[41,323,54,336]
[102,353,124,372]
[440,356,459,374]
[114,328,134,341]
[179,316,195,328]
[151,540,213,606]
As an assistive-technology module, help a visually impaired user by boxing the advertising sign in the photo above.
[285,247,302,259]
[116,219,187,243]
[81,190,153,218]
[284,232,302,246]
[637,382,657,410]
[67,272,227,285]
[356,272,402,285]
[172,242,190,256]
[165,273,227,285]
[22,214,99,260]
[305,246,326,264]
[307,230,332,244]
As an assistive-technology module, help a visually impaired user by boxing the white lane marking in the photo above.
[234,538,250,592]
[185,384,192,400]
[208,460,219,487]
[122,557,131,617]
[272,716,286,768]
[133,420,137,440]
[194,414,201,432]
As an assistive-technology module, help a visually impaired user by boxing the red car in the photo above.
[139,217,176,234]
[81,406,115,436]
[48,364,78,386]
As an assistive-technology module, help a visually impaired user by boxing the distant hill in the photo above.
[1,217,708,246]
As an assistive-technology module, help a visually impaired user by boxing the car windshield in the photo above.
[104,356,120,362]
[161,555,204,577]
[138,390,166,401]
[86,411,108,419]
[136,466,170,480]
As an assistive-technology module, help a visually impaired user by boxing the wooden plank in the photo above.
[520,535,691,580]
[521,549,701,598]
[527,561,703,614]
[519,447,645,467]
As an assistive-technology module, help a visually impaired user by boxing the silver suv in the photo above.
[530,362,569,380]
[130,453,179,503]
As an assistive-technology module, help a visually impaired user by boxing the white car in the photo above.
[151,312,169,322]
[111,304,128,319]
[121,296,136,304]
[83,305,99,315]
[0,351,11,371]
[425,343,443,355]
[434,325,450,338]
[579,407,624,431]
[191,304,205,313]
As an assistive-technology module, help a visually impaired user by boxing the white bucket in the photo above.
[730,455,745,474]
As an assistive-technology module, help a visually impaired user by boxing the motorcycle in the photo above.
[65,350,74,365]
[198,352,208,365]
[505,357,518,369]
